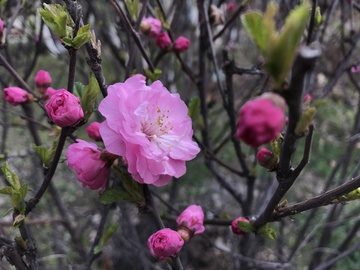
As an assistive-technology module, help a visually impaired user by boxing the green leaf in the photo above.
[0,186,13,195]
[100,189,137,204]
[81,74,100,121]
[73,82,86,99]
[1,162,21,190]
[237,220,256,233]
[38,4,68,38]
[32,145,47,164]
[257,223,277,240]
[188,96,200,120]
[61,36,74,47]
[19,183,28,201]
[267,2,310,85]
[72,24,91,49]
[241,12,271,53]
[120,172,144,201]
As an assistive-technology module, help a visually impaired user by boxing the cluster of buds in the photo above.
[140,17,190,53]
[147,205,205,261]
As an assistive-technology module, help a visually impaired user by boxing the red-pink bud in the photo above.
[173,36,190,53]
[147,228,184,260]
[86,122,102,141]
[303,94,313,103]
[66,140,111,190]
[4,87,33,106]
[256,148,278,170]
[140,18,162,38]
[156,32,172,50]
[351,65,360,74]
[235,93,285,147]
[231,217,249,235]
[226,2,236,11]
[34,70,52,91]
[45,90,84,127]
[176,205,205,241]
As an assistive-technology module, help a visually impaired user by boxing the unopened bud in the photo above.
[256,148,278,170]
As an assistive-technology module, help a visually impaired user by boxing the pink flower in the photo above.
[226,2,236,11]
[256,148,277,170]
[140,18,162,38]
[86,122,102,141]
[4,87,34,106]
[156,32,172,50]
[173,36,190,53]
[231,217,249,235]
[99,76,200,186]
[66,139,113,190]
[34,70,52,94]
[147,228,184,260]
[235,94,285,147]
[351,65,360,74]
[0,18,4,31]
[176,205,205,241]
[45,90,84,127]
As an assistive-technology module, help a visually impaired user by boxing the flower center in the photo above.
[141,105,173,142]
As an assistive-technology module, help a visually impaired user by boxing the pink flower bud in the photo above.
[140,18,162,38]
[231,217,249,235]
[226,2,236,11]
[235,94,285,148]
[4,87,34,106]
[173,36,190,53]
[34,70,52,94]
[176,205,205,241]
[147,228,184,260]
[45,90,84,127]
[86,122,102,141]
[303,94,313,103]
[256,148,277,170]
[351,65,360,74]
[156,32,172,50]
[0,18,4,31]
[66,139,114,190]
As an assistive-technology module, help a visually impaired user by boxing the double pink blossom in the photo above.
[173,37,190,53]
[147,228,184,260]
[176,205,205,241]
[140,18,162,38]
[231,217,249,235]
[66,139,115,190]
[235,94,285,147]
[86,122,102,141]
[34,70,52,94]
[4,87,34,106]
[45,90,84,127]
[156,32,172,50]
[99,76,200,186]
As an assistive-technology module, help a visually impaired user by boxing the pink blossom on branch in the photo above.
[173,36,190,53]
[86,122,102,141]
[34,70,52,94]
[235,94,285,147]
[4,86,34,106]
[147,228,184,260]
[66,139,115,190]
[231,217,249,235]
[140,17,162,38]
[45,90,84,127]
[176,205,205,241]
[99,76,200,186]
[156,32,172,50]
